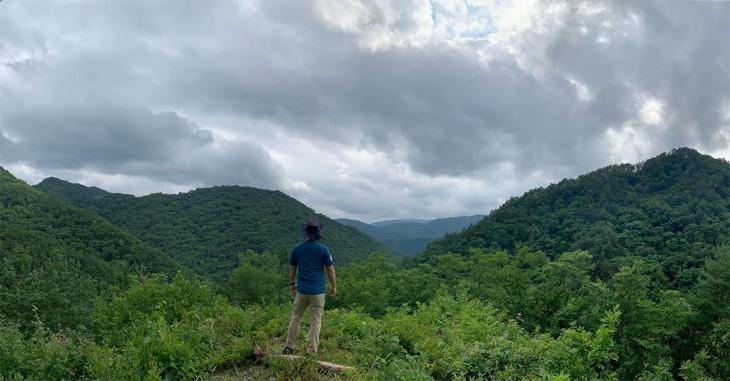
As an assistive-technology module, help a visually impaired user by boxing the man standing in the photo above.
[284,218,337,356]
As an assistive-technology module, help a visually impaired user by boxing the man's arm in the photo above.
[288,265,297,296]
[326,265,337,297]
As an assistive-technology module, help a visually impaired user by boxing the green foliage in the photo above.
[692,246,730,327]
[384,291,620,380]
[686,247,730,379]
[680,352,721,381]
[521,250,611,333]
[91,274,253,380]
[266,356,322,381]
[0,169,179,330]
[0,275,259,380]
[0,268,631,380]
[0,319,93,380]
[36,178,398,281]
[0,246,103,331]
[4,149,730,379]
[335,246,725,379]
[223,250,289,305]
[407,149,730,379]
[427,148,730,288]
[328,254,440,316]
[608,261,694,378]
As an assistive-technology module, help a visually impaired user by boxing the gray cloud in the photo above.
[544,1,730,150]
[0,104,283,190]
[0,0,728,220]
[2,105,211,167]
[133,7,610,177]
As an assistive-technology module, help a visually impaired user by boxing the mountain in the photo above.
[0,167,180,329]
[36,179,397,280]
[7,150,730,380]
[371,218,430,227]
[338,215,485,256]
[33,176,122,207]
[424,147,730,288]
[337,218,382,236]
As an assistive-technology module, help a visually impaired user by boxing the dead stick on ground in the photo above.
[253,344,355,373]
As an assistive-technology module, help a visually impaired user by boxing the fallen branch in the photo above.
[253,344,355,373]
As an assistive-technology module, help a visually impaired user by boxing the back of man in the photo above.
[284,219,337,356]
[290,240,333,295]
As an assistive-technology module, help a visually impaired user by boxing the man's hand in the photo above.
[288,265,297,297]
[325,266,336,298]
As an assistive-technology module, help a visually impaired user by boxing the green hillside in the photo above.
[4,150,730,380]
[0,167,180,329]
[35,179,397,280]
[425,148,730,287]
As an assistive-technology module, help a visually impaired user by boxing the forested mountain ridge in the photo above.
[338,215,485,256]
[4,151,730,380]
[0,166,180,329]
[33,176,121,207]
[424,147,730,287]
[36,178,397,280]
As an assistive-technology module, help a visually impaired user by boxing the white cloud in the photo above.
[639,97,665,126]
[567,76,592,102]
[605,123,653,164]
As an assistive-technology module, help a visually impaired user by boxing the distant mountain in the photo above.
[424,148,730,288]
[337,218,382,236]
[0,167,180,329]
[36,178,397,281]
[338,215,485,256]
[371,218,430,227]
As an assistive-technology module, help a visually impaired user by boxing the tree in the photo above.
[224,250,288,305]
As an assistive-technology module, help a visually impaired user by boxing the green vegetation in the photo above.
[3,148,730,380]
[0,273,627,380]
[5,245,726,380]
[0,168,179,330]
[426,148,730,288]
[36,179,397,281]
[0,275,264,380]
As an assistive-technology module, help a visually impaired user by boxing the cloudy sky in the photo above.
[1,0,729,221]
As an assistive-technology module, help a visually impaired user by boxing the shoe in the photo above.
[304,351,317,359]
[282,347,295,355]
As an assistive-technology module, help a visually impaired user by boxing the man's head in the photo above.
[302,218,323,240]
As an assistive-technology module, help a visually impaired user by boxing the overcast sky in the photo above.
[1,1,729,221]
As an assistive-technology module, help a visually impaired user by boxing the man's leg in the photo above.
[285,293,309,350]
[306,293,326,355]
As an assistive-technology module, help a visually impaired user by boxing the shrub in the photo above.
[90,274,257,380]
[0,319,92,380]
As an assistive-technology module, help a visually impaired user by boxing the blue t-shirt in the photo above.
[289,240,334,295]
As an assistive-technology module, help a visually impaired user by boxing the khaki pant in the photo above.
[285,292,325,354]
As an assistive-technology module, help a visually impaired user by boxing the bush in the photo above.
[90,274,256,380]
[223,251,289,306]
[0,319,92,380]
[384,291,621,380]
